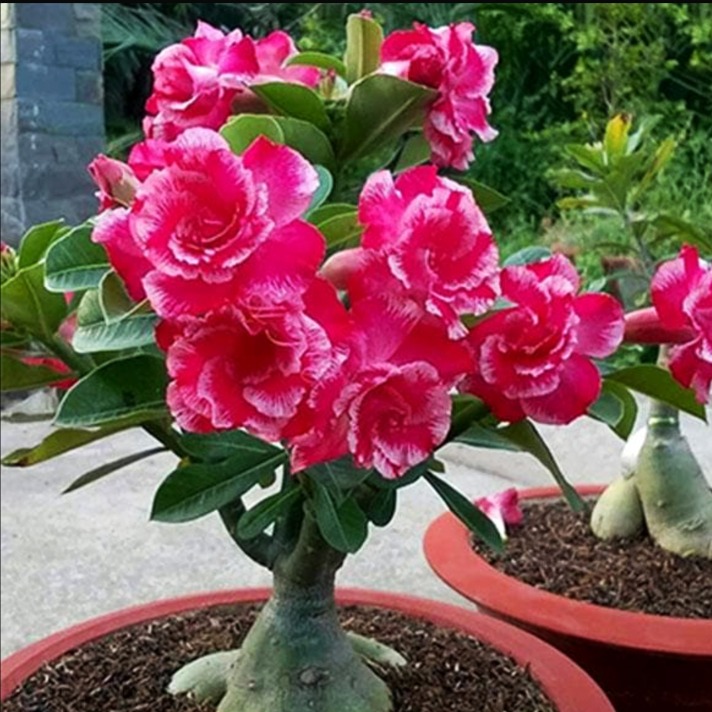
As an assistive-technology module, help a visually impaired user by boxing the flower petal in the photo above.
[573,293,625,358]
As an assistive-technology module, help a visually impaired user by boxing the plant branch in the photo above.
[219,499,279,569]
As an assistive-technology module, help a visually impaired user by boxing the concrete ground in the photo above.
[2,407,710,657]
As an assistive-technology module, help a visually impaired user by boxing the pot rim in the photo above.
[1,586,613,711]
[424,485,712,656]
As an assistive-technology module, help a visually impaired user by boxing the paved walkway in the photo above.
[2,408,710,656]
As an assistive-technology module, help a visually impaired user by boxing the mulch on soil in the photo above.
[475,500,712,619]
[2,604,556,712]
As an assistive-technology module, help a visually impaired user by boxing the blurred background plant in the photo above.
[103,3,711,281]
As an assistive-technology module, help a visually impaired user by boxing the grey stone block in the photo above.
[17,98,103,137]
[15,4,75,32]
[73,4,101,23]
[18,132,103,166]
[1,197,26,244]
[16,63,76,101]
[21,161,93,200]
[24,194,95,226]
[1,165,20,197]
[53,36,100,70]
[75,69,102,104]
[14,28,51,64]
[0,98,17,137]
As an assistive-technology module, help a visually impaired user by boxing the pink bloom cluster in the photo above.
[89,135,624,477]
[652,246,711,404]
[381,22,498,170]
[144,22,319,141]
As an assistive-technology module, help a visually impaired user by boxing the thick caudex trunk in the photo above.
[171,511,392,712]
[592,398,712,559]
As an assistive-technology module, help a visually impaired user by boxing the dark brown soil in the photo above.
[475,500,712,619]
[2,604,556,712]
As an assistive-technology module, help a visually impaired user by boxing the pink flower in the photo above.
[652,246,712,404]
[462,255,625,424]
[145,22,319,141]
[290,298,472,478]
[88,155,140,211]
[335,166,499,337]
[381,23,498,170]
[475,488,523,539]
[127,138,172,182]
[159,297,337,442]
[93,129,323,318]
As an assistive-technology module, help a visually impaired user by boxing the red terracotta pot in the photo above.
[1,587,613,711]
[425,486,712,712]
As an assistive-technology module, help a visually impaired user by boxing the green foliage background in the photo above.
[103,3,712,262]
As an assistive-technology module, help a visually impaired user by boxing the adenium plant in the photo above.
[1,16,706,712]
[554,114,712,558]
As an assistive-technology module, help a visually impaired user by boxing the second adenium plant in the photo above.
[2,12,707,712]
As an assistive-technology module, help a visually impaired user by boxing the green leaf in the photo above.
[424,472,504,553]
[0,353,69,393]
[64,447,166,494]
[344,13,384,84]
[251,82,330,131]
[275,118,335,168]
[45,224,109,293]
[238,487,303,540]
[368,459,430,491]
[312,482,368,554]
[55,354,168,427]
[18,220,66,268]
[180,429,280,463]
[394,133,431,172]
[99,272,135,321]
[365,488,397,527]
[340,75,436,162]
[588,380,638,440]
[0,331,29,348]
[607,365,706,421]
[309,457,373,504]
[77,289,104,327]
[503,246,552,267]
[549,168,598,191]
[456,423,523,453]
[651,214,712,253]
[287,51,346,77]
[72,314,159,353]
[2,425,128,466]
[1,263,67,339]
[318,212,363,253]
[502,421,584,511]
[151,450,286,523]
[603,113,632,163]
[306,166,334,215]
[564,144,606,175]
[308,203,357,225]
[221,114,285,155]
[457,178,511,215]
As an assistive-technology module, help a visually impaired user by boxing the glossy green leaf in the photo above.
[287,51,346,77]
[45,224,109,293]
[55,355,168,427]
[18,220,66,268]
[221,114,284,155]
[100,272,135,321]
[312,482,369,554]
[564,144,606,175]
[0,353,68,393]
[651,215,712,253]
[344,12,384,83]
[365,488,397,527]
[64,447,166,494]
[307,166,334,215]
[319,212,363,253]
[503,246,552,267]
[2,424,129,466]
[588,380,638,440]
[309,203,357,225]
[72,314,159,353]
[607,365,706,421]
[151,450,286,523]
[238,487,303,540]
[1,263,67,338]
[309,457,373,505]
[394,133,431,172]
[457,178,511,215]
[180,429,281,463]
[424,472,504,553]
[251,82,330,131]
[275,117,335,168]
[340,75,436,161]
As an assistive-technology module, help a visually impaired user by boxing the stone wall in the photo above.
[1,3,104,245]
